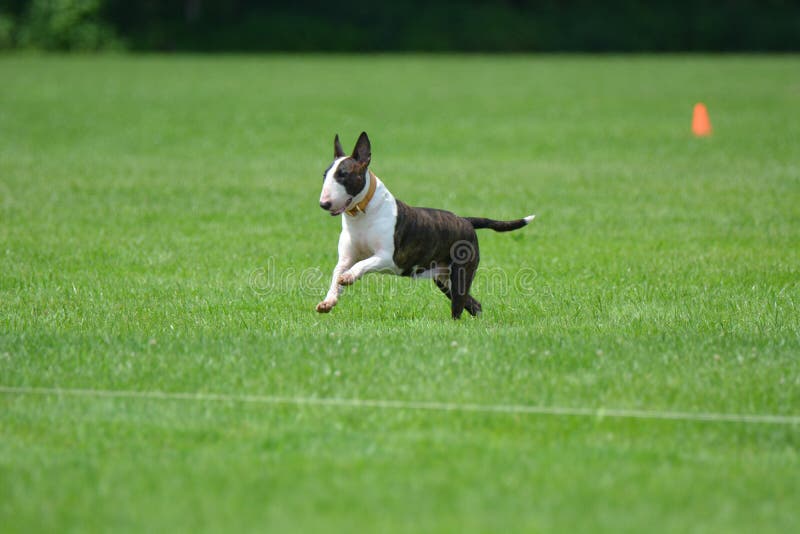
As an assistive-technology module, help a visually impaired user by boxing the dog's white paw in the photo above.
[337,272,355,286]
[316,299,336,313]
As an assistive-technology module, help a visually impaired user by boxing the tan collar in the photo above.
[345,170,377,217]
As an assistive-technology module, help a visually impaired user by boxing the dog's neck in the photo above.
[345,169,378,217]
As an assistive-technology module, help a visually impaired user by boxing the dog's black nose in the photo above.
[319,201,332,210]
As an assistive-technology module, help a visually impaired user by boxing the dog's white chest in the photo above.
[340,188,399,266]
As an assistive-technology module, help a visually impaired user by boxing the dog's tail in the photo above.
[465,214,535,232]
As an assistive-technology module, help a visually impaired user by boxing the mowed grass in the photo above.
[1,54,799,532]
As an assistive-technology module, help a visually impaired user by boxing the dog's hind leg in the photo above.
[449,262,477,320]
[434,278,481,317]
[434,278,451,299]
[465,295,482,316]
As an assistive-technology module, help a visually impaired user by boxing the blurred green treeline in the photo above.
[1,0,799,52]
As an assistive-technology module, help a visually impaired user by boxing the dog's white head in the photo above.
[319,132,371,216]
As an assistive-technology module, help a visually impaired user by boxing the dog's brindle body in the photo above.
[317,132,533,319]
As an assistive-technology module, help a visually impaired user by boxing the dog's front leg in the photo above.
[316,259,353,313]
[316,233,356,313]
[337,254,395,286]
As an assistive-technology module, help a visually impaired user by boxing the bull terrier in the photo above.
[317,132,534,319]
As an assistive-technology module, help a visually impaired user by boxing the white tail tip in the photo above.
[524,215,536,224]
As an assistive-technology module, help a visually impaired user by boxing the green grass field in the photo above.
[1,54,799,533]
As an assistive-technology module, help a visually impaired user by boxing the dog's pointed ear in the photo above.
[334,134,345,158]
[352,131,371,166]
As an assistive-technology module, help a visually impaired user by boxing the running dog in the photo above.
[317,132,534,319]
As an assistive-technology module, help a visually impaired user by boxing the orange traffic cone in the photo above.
[692,103,712,137]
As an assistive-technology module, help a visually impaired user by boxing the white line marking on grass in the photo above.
[1,385,798,425]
